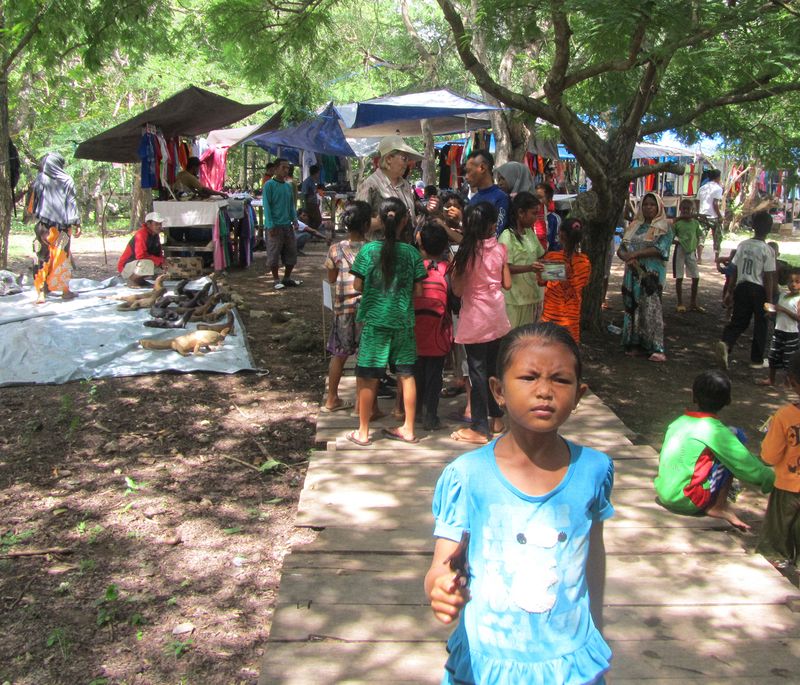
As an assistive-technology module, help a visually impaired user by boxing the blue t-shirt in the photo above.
[432,439,614,685]
[469,185,510,235]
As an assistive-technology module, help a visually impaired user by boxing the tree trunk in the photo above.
[571,183,630,333]
[129,169,144,231]
[0,71,12,269]
[420,118,436,185]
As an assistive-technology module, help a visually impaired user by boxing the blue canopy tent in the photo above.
[247,102,356,158]
[337,89,501,138]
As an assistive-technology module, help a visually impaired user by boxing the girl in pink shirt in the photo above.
[448,202,512,444]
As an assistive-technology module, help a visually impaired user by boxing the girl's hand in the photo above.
[531,261,544,273]
[429,571,469,624]
[72,224,82,238]
[445,205,462,226]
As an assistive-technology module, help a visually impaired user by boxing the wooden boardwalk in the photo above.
[260,376,800,684]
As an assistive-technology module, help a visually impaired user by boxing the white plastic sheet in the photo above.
[0,279,254,387]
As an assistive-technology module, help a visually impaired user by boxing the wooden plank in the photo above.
[291,525,748,556]
[258,641,445,685]
[608,638,800,679]
[305,453,657,489]
[294,484,747,530]
[267,602,800,643]
[258,638,800,685]
[275,551,799,608]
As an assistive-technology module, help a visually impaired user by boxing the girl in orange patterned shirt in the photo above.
[539,218,591,343]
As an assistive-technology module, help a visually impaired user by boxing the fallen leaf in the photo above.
[47,564,79,575]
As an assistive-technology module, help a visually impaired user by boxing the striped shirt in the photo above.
[541,251,591,342]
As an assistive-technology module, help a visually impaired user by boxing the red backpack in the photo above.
[414,260,453,357]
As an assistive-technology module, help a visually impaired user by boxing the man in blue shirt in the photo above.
[263,158,302,290]
[464,150,509,235]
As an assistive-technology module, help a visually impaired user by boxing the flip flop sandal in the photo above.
[320,400,355,413]
[450,429,489,445]
[346,430,373,447]
[690,305,706,313]
[675,305,687,313]
[440,386,466,398]
[381,428,419,444]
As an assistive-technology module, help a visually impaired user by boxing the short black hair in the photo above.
[496,322,582,381]
[788,352,800,384]
[439,190,465,209]
[751,211,773,238]
[536,182,554,201]
[309,164,320,175]
[692,370,731,413]
[466,149,495,173]
[274,157,288,166]
[186,156,201,171]
[424,185,438,198]
[419,220,449,256]
[707,169,722,181]
[342,200,371,236]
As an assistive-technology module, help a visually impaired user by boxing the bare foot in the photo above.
[706,503,751,532]
[755,378,773,387]
[61,290,78,301]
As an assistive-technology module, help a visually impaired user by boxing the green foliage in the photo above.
[166,638,193,658]
[1,527,36,551]
[45,627,70,660]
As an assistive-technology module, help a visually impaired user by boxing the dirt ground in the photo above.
[0,233,793,684]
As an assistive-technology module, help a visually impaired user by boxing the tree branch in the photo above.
[544,0,571,92]
[1,3,51,75]
[563,11,649,89]
[399,0,436,78]
[435,0,554,122]
[641,79,800,136]
[619,160,686,182]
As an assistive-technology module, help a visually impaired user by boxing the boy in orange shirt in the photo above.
[757,352,800,568]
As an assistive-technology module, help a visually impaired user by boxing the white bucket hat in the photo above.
[377,135,423,161]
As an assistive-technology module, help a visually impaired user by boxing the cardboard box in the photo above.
[165,257,204,279]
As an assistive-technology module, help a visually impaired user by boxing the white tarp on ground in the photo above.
[0,277,255,387]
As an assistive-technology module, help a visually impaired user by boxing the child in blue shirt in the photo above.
[425,322,614,684]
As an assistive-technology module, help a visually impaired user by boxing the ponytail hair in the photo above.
[560,217,583,257]
[378,197,409,287]
[450,201,497,277]
[508,191,539,241]
[342,200,371,237]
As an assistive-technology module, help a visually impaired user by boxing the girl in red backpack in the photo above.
[414,221,454,431]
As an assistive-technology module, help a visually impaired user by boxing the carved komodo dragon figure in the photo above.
[139,325,231,356]
[115,275,167,311]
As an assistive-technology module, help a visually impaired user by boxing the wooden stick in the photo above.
[220,454,262,473]
[0,546,74,559]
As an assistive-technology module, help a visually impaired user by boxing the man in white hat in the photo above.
[356,135,422,236]
[117,211,169,287]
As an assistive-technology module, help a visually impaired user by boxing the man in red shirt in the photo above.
[118,211,168,286]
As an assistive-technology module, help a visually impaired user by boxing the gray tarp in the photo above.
[0,278,255,386]
[74,87,270,163]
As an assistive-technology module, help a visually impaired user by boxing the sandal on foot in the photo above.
[381,428,419,444]
[648,352,667,363]
[689,305,706,313]
[320,400,355,413]
[450,428,489,445]
[675,305,687,313]
[346,431,372,447]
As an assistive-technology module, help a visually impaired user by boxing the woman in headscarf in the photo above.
[28,153,81,303]
[494,161,536,197]
[617,192,673,362]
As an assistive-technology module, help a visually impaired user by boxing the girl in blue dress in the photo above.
[425,322,614,685]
